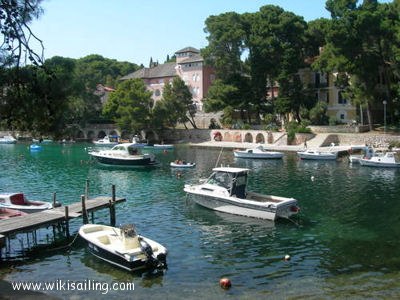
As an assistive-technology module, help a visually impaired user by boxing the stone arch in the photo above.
[144,130,158,143]
[233,131,242,142]
[120,131,130,140]
[109,130,119,137]
[224,132,232,142]
[97,131,106,138]
[255,133,265,144]
[267,132,274,144]
[76,130,85,139]
[87,131,96,140]
[244,132,253,143]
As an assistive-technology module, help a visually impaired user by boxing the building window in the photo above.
[338,91,347,104]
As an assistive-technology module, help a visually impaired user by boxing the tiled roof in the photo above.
[175,46,200,54]
[120,62,177,80]
[179,54,204,64]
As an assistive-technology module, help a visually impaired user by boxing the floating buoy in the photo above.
[284,254,291,261]
[219,277,231,289]
[311,176,315,181]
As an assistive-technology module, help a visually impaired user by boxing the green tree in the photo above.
[103,78,153,133]
[0,56,76,136]
[157,77,197,129]
[0,0,44,67]
[314,0,399,128]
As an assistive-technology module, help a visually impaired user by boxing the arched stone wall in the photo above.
[255,133,265,144]
[97,131,107,138]
[224,132,232,142]
[87,131,95,140]
[244,132,253,143]
[233,131,242,142]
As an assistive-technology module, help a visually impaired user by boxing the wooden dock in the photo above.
[0,183,126,254]
[0,196,125,237]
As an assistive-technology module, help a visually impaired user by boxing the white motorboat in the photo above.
[234,146,284,159]
[0,193,52,213]
[170,161,196,168]
[359,152,400,168]
[153,144,174,150]
[93,135,119,146]
[0,135,17,144]
[79,224,167,272]
[297,144,338,160]
[184,167,299,221]
[89,143,156,166]
[348,145,376,163]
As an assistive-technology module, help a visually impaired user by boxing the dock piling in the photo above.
[81,195,89,224]
[64,206,70,238]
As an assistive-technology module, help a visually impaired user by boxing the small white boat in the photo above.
[297,149,338,160]
[234,146,283,159]
[348,145,376,163]
[79,224,167,272]
[184,167,299,221]
[153,144,174,150]
[93,135,119,146]
[0,135,17,144]
[170,161,196,168]
[89,143,156,166]
[297,144,338,160]
[359,152,400,168]
[0,193,53,213]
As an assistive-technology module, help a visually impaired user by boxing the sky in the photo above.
[30,0,391,66]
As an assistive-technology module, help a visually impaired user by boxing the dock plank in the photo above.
[0,196,125,236]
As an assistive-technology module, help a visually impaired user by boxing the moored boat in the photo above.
[297,144,338,160]
[184,167,299,221]
[0,207,27,219]
[89,143,156,166]
[79,224,167,272]
[348,145,376,164]
[0,135,17,144]
[170,161,196,168]
[234,146,284,159]
[29,144,43,151]
[93,135,119,147]
[0,193,53,213]
[359,152,400,168]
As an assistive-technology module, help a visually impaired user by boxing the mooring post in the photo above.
[64,206,70,238]
[112,184,116,202]
[109,200,116,227]
[110,184,116,226]
[81,195,89,224]
[85,179,89,201]
[52,192,57,208]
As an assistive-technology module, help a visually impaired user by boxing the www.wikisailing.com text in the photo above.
[12,279,135,295]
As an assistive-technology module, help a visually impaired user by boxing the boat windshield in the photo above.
[128,147,139,155]
[207,171,232,189]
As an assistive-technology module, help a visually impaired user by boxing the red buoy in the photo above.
[219,277,231,289]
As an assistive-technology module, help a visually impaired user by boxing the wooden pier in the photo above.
[0,184,126,254]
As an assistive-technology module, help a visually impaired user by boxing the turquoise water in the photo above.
[1,143,400,299]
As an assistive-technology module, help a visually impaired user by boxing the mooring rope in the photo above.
[46,231,80,252]
[214,147,224,168]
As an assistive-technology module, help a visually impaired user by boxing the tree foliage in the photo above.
[152,77,197,129]
[103,78,153,133]
[314,0,400,127]
[0,0,44,67]
[202,5,310,126]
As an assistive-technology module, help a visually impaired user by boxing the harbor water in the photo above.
[1,143,400,299]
